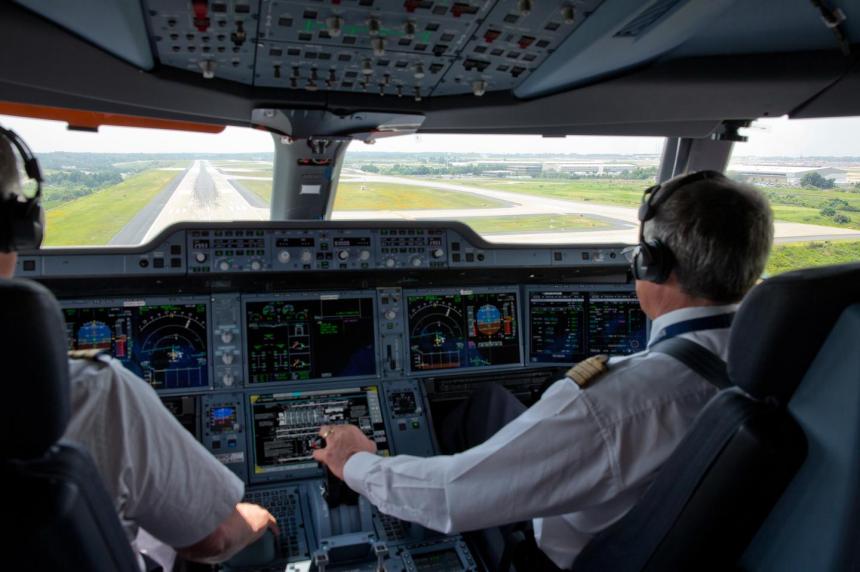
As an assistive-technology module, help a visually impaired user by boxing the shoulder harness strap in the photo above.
[565,354,610,388]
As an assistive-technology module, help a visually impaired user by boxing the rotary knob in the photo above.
[384,257,396,268]
[384,309,397,321]
[432,248,445,259]
[301,250,313,264]
[359,249,371,261]
[221,373,234,387]
[194,252,208,263]
[220,331,233,344]
[222,353,234,365]
[250,260,262,271]
[337,250,350,261]
[277,250,291,263]
[218,260,230,272]
[411,256,423,267]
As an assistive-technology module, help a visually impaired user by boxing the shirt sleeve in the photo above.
[343,379,619,534]
[107,361,245,548]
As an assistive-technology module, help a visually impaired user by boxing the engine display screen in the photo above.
[529,291,587,362]
[64,303,209,390]
[244,296,376,383]
[529,290,647,363]
[588,293,648,355]
[249,386,389,478]
[407,289,520,371]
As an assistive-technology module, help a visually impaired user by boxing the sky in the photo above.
[2,113,860,158]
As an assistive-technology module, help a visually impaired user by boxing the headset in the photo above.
[0,125,44,252]
[630,170,727,283]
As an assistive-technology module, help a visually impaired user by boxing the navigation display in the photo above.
[529,290,647,363]
[64,303,209,389]
[407,289,520,371]
[249,386,389,479]
[588,293,648,355]
[529,291,587,362]
[245,296,376,383]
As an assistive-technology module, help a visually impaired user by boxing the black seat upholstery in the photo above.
[571,262,860,572]
[0,278,140,571]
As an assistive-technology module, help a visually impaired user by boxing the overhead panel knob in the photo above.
[250,260,263,271]
[278,250,291,263]
[338,250,350,261]
[218,260,230,271]
[301,250,313,264]
[359,249,371,261]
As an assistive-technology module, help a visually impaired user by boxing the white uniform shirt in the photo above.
[344,304,737,569]
[63,357,245,553]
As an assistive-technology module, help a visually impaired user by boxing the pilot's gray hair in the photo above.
[0,135,21,198]
[644,175,773,303]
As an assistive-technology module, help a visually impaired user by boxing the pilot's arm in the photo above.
[65,357,277,563]
[314,377,617,534]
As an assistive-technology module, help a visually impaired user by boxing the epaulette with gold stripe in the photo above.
[565,355,609,388]
[68,348,111,363]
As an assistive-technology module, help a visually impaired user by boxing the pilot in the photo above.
[0,129,278,568]
[314,171,774,570]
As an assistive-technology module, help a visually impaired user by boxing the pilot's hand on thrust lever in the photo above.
[312,424,377,480]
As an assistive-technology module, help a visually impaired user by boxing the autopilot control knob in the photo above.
[250,260,262,271]
[277,250,291,264]
[218,260,230,272]
[432,248,445,259]
[301,250,313,264]
[220,331,233,344]
[410,255,423,267]
[222,353,234,365]
[359,249,371,261]
[221,373,234,387]
[194,252,208,263]
[384,257,396,268]
[384,310,397,321]
[337,250,350,261]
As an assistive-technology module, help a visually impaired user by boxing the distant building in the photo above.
[730,165,849,186]
[544,162,636,176]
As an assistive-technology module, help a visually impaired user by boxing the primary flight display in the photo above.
[407,289,520,372]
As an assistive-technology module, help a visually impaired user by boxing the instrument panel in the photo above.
[23,221,643,571]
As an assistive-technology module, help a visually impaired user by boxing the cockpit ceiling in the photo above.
[13,0,859,103]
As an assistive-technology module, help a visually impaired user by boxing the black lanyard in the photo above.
[649,312,735,347]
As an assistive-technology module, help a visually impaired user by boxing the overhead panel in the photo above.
[143,0,609,100]
[147,0,261,84]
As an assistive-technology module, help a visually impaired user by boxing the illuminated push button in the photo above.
[194,252,208,263]
[301,250,313,264]
[222,353,234,365]
[250,260,262,271]
[218,260,230,271]
[359,249,371,261]
[384,310,397,321]
[221,373,234,386]
[277,250,291,263]
[337,250,350,261]
[220,331,233,344]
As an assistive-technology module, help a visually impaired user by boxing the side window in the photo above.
[731,117,860,275]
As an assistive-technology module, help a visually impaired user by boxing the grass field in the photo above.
[44,169,180,246]
[239,179,274,203]
[766,240,860,275]
[332,182,508,210]
[459,214,611,234]
[443,178,647,207]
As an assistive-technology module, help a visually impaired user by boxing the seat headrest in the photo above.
[729,262,860,404]
[0,278,70,459]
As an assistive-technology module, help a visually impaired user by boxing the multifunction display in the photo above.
[407,289,520,371]
[63,303,209,389]
[244,296,376,383]
[249,386,389,478]
[529,290,647,363]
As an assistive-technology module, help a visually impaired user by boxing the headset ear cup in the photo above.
[635,240,672,284]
